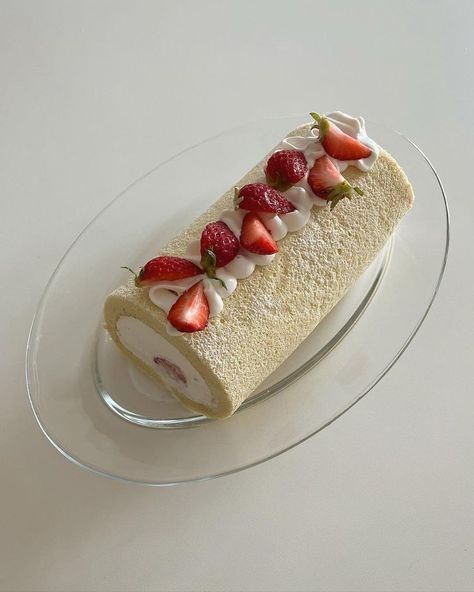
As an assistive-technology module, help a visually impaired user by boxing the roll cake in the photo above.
[104,111,414,418]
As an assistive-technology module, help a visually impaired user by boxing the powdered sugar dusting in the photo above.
[147,113,380,336]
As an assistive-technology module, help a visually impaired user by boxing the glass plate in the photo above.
[26,116,449,485]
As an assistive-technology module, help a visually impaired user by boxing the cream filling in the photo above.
[116,316,216,408]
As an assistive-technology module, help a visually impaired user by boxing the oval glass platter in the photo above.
[26,116,449,485]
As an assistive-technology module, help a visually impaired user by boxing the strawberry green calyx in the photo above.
[310,112,330,142]
[200,248,217,275]
[267,173,292,192]
[200,249,228,290]
[121,266,142,287]
[326,181,364,210]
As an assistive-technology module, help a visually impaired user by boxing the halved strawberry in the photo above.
[265,150,308,190]
[200,221,239,268]
[167,281,209,332]
[310,112,372,160]
[236,183,295,214]
[240,212,279,255]
[307,155,363,210]
[122,256,201,287]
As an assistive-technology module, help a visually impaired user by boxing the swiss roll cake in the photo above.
[104,112,414,418]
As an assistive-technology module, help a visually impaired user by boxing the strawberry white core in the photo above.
[147,111,379,335]
[116,316,216,407]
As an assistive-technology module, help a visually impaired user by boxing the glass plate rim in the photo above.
[25,115,450,486]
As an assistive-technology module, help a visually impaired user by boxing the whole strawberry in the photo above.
[122,256,201,287]
[236,183,295,214]
[200,221,239,268]
[265,150,308,191]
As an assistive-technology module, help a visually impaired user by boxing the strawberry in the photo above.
[200,221,239,268]
[310,112,372,160]
[236,183,295,214]
[167,281,209,332]
[307,155,363,210]
[240,212,279,255]
[154,356,187,385]
[122,256,201,287]
[265,150,308,190]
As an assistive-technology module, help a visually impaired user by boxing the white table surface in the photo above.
[1,2,473,591]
